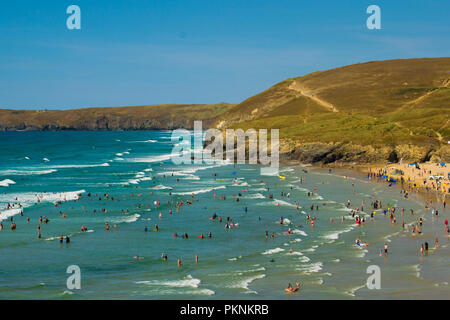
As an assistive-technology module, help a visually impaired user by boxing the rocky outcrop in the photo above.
[280,141,448,164]
[0,103,233,131]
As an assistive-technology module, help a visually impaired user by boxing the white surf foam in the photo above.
[0,169,57,176]
[152,185,173,190]
[136,275,200,288]
[110,214,140,224]
[322,226,354,240]
[228,274,266,294]
[262,247,285,255]
[39,163,110,169]
[292,229,308,236]
[296,262,323,274]
[243,193,265,199]
[0,179,16,187]
[127,153,174,163]
[173,185,226,195]
[0,190,85,221]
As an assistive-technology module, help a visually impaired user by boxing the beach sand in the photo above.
[366,162,450,196]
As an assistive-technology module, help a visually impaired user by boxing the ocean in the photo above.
[0,131,449,299]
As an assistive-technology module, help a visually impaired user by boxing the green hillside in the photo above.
[214,58,450,162]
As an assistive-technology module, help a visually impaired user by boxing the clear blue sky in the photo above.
[0,0,449,109]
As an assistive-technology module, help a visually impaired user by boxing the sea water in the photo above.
[0,131,449,299]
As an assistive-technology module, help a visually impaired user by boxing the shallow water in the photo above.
[0,131,449,299]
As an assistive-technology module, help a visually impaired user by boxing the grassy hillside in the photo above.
[0,103,233,131]
[214,58,450,161]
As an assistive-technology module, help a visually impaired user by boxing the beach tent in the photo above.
[440,162,446,167]
[408,162,416,166]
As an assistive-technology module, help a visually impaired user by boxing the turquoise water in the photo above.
[0,131,449,299]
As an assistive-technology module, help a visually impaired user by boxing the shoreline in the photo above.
[300,163,449,299]
[282,159,449,200]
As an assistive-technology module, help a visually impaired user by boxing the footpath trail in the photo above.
[289,80,339,113]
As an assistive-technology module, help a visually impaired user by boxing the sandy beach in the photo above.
[366,162,450,196]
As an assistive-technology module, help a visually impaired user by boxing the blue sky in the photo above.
[0,0,449,109]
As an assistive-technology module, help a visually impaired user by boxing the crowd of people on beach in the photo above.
[1,162,449,295]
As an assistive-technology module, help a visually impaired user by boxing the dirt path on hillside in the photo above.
[400,80,450,112]
[289,81,338,112]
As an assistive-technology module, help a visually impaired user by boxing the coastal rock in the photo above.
[280,142,446,164]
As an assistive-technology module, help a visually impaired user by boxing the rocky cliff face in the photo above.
[0,103,233,131]
[280,141,450,164]
[0,117,215,131]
